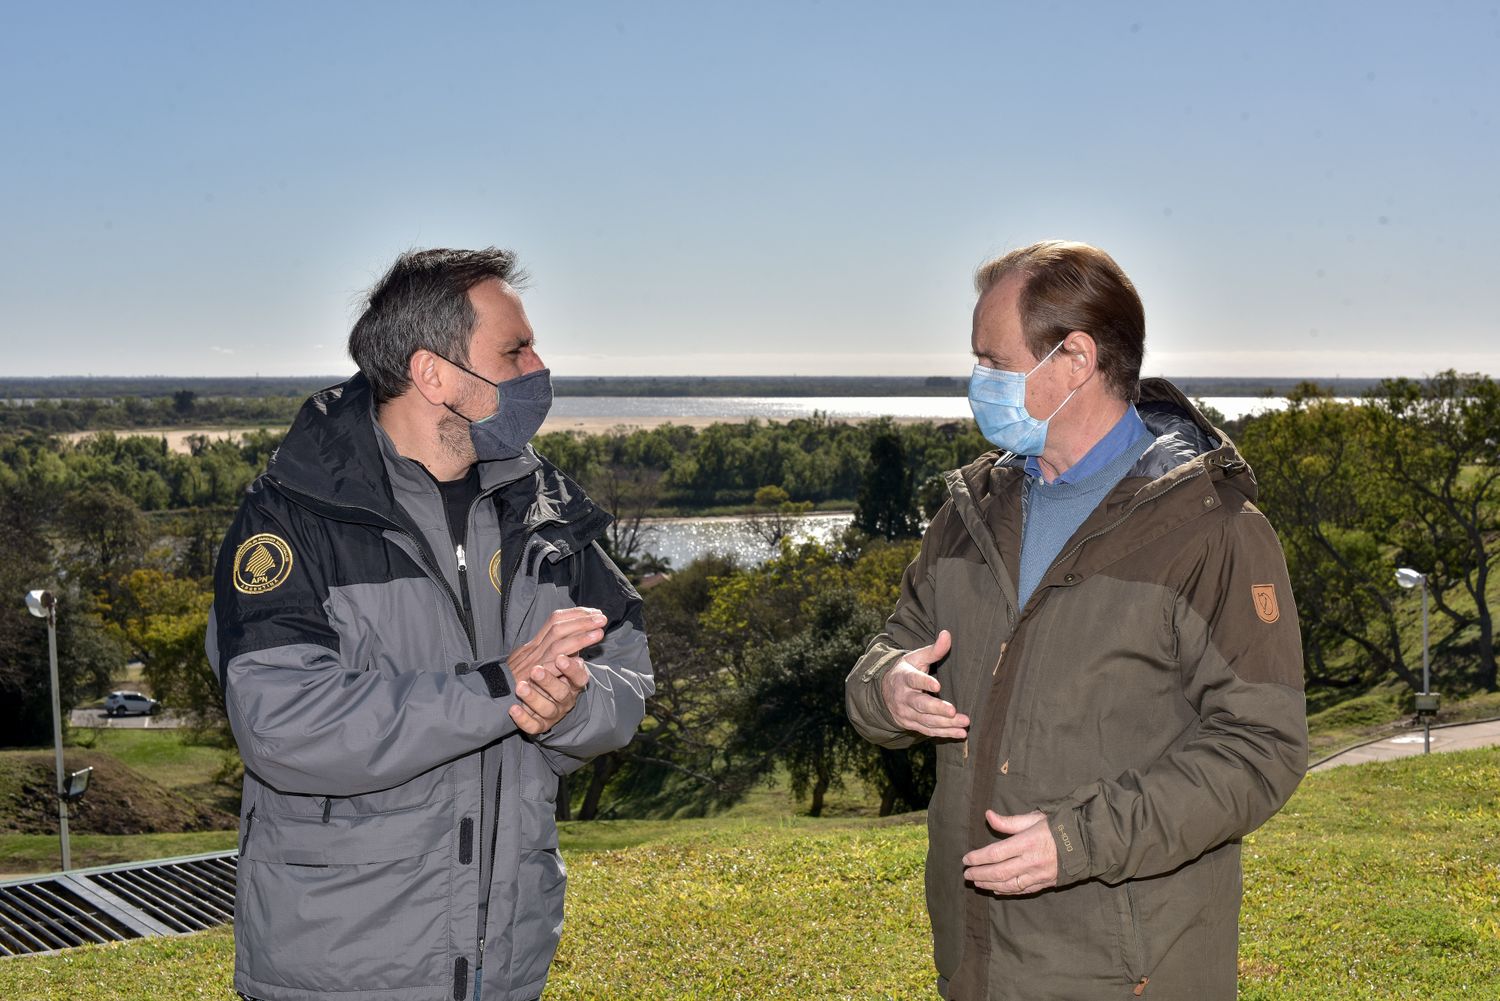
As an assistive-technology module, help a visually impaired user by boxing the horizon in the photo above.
[0,372,1429,389]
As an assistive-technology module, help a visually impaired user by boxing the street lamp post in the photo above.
[1394,568,1434,753]
[24,588,72,870]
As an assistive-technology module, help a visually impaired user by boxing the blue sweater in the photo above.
[1017,407,1155,607]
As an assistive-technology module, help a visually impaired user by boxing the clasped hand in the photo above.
[506,607,605,735]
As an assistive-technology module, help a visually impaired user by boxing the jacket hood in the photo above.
[954,377,1257,507]
[263,372,606,539]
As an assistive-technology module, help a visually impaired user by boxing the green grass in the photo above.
[1238,747,1500,999]
[64,728,230,794]
[0,831,239,879]
[2,748,1495,999]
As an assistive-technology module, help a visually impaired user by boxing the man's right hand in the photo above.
[505,607,607,734]
[880,629,969,740]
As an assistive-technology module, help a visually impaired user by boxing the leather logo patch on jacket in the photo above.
[1251,583,1280,623]
[233,533,294,595]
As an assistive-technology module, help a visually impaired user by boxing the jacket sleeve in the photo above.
[844,506,945,749]
[533,541,653,775]
[1047,504,1309,887]
[207,486,524,797]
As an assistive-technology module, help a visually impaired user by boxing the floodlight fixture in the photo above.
[62,766,93,803]
[25,588,55,618]
[1394,568,1425,590]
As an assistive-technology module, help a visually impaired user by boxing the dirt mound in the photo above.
[0,752,237,835]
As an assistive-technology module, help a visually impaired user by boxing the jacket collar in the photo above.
[955,377,1256,514]
[264,372,606,538]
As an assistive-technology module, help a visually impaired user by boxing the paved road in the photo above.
[69,707,184,730]
[1309,718,1500,772]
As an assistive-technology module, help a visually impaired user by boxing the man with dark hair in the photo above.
[209,247,651,1001]
[846,240,1307,999]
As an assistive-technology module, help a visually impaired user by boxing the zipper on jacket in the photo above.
[239,807,256,855]
[272,484,478,660]
[456,544,475,651]
[1133,977,1150,996]
[321,797,332,823]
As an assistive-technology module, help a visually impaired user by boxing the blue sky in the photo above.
[3,2,1496,378]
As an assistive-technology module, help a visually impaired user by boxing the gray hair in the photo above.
[348,247,529,404]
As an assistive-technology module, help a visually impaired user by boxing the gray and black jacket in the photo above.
[207,373,652,1001]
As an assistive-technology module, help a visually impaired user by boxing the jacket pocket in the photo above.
[1113,882,1146,984]
[238,807,454,993]
[510,796,566,990]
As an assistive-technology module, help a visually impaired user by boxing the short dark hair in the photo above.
[975,241,1145,402]
[348,247,529,404]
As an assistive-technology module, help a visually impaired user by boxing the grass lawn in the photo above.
[0,830,239,880]
[2,748,1495,999]
[65,728,232,794]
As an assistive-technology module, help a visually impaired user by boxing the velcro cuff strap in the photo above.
[474,659,512,698]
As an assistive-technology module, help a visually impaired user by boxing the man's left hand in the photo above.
[962,810,1058,896]
[511,655,590,734]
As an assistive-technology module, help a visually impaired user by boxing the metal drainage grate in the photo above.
[0,879,140,956]
[0,850,237,958]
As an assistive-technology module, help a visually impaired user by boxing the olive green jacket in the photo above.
[846,380,1307,1000]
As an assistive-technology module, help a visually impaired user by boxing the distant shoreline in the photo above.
[60,413,948,453]
[5,374,1387,402]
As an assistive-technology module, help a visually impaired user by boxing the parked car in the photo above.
[103,691,160,717]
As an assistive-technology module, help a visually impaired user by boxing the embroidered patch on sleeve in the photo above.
[488,549,504,593]
[1251,583,1280,623]
[233,533,294,595]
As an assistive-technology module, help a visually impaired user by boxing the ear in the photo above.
[1061,332,1098,390]
[407,349,453,408]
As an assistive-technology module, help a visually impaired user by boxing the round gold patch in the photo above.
[233,533,294,595]
[488,549,504,593]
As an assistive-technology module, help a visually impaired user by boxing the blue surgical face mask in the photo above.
[967,340,1077,456]
[441,357,554,461]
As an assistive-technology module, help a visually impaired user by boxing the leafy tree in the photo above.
[729,590,884,816]
[1241,392,1419,693]
[0,480,124,746]
[746,484,814,546]
[590,553,743,818]
[592,463,665,579]
[57,484,150,618]
[1365,372,1500,691]
[854,422,921,541]
[120,569,225,738]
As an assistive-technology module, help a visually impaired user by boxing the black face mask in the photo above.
[440,356,554,460]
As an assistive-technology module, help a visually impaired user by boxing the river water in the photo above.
[551,395,1300,424]
[642,512,855,568]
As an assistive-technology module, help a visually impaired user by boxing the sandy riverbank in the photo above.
[64,413,939,454]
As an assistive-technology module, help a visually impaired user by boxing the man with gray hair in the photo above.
[847,241,1307,999]
[209,247,652,1001]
